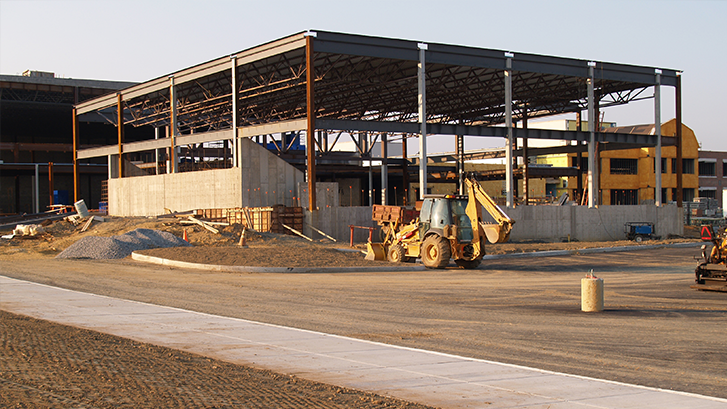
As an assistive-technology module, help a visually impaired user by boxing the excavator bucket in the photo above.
[483,222,512,243]
[365,242,386,261]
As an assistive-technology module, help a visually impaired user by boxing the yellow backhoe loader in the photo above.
[693,225,727,291]
[366,176,514,269]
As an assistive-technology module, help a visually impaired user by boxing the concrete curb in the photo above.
[482,241,702,261]
[131,252,425,273]
[132,241,702,273]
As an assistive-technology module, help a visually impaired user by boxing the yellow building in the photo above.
[539,119,699,205]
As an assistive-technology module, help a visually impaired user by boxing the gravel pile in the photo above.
[56,228,190,260]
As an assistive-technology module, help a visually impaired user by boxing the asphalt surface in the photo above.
[1,245,726,404]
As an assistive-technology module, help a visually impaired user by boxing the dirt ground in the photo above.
[0,310,434,409]
[3,216,724,407]
[0,215,702,267]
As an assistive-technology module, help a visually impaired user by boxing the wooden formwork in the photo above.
[195,206,304,235]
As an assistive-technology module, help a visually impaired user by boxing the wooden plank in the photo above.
[282,223,313,241]
[80,217,94,232]
[309,225,336,242]
[187,216,220,234]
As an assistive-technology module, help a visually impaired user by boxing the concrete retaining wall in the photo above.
[241,138,305,207]
[109,168,241,216]
[109,137,304,217]
[507,204,683,242]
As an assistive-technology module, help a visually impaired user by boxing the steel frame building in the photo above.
[73,30,683,210]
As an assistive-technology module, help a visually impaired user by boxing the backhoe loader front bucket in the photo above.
[365,242,387,261]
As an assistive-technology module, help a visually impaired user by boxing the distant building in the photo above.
[0,71,139,213]
[536,119,700,205]
[697,150,727,211]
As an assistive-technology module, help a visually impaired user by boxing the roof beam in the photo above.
[75,33,307,115]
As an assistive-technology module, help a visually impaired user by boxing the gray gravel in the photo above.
[56,228,190,260]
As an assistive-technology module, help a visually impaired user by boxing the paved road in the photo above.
[4,275,726,409]
[1,246,726,401]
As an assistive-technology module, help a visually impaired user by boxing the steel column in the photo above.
[418,43,428,200]
[381,132,388,205]
[170,77,178,174]
[117,94,124,179]
[368,135,373,206]
[402,134,409,206]
[676,73,683,207]
[72,107,79,202]
[576,112,583,204]
[48,162,54,206]
[154,127,160,175]
[34,164,39,213]
[654,70,662,206]
[522,111,529,205]
[456,133,464,195]
[505,54,513,207]
[587,63,596,208]
[231,56,239,168]
[306,34,317,210]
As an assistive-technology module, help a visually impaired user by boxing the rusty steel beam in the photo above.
[48,162,54,206]
[73,107,79,202]
[306,34,317,210]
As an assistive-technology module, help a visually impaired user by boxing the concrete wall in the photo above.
[109,168,241,216]
[307,206,375,243]
[299,181,373,242]
[507,204,683,242]
[109,136,305,216]
[301,182,684,244]
[241,138,305,207]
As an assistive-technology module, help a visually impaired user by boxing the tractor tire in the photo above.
[387,244,408,263]
[455,258,482,269]
[421,235,451,269]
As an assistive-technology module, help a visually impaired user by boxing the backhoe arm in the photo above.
[465,177,514,243]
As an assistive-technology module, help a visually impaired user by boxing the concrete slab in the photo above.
[2,275,725,409]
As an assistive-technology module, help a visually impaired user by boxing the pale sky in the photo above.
[1,0,725,151]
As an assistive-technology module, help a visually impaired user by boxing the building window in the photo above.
[611,189,639,205]
[610,158,638,175]
[699,160,716,176]
[672,158,695,174]
[661,188,670,203]
[654,158,667,173]
[699,189,717,199]
[683,159,695,174]
[571,156,588,172]
[683,188,695,202]
[723,161,727,176]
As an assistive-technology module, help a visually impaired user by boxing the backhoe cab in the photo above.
[367,176,514,269]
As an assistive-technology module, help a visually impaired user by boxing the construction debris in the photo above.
[186,216,220,234]
[13,224,45,237]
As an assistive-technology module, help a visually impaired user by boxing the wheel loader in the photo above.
[693,225,727,291]
[366,176,514,269]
